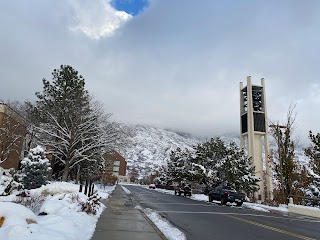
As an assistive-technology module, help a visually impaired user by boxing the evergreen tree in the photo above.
[305,131,320,179]
[167,148,195,181]
[29,66,121,181]
[193,138,259,193]
[223,142,259,193]
[20,146,51,189]
[193,138,228,184]
[305,130,320,198]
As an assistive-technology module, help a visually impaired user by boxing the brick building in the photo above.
[0,103,26,169]
[103,150,129,184]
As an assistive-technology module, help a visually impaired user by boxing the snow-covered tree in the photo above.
[167,147,201,182]
[222,142,259,193]
[305,130,320,179]
[192,138,259,193]
[305,130,320,202]
[29,66,125,181]
[20,146,51,190]
[192,138,228,184]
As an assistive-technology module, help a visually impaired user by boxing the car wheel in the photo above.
[236,202,243,207]
[221,197,226,205]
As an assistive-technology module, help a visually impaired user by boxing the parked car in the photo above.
[149,184,156,189]
[174,181,192,196]
[208,185,245,206]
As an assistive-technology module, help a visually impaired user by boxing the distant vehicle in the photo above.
[149,184,156,189]
[208,185,245,206]
[174,181,192,196]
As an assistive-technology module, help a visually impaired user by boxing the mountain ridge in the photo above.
[121,124,309,178]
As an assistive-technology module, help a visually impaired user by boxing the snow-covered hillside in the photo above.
[121,124,309,178]
[121,124,200,177]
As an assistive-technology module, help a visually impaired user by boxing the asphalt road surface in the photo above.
[124,185,320,240]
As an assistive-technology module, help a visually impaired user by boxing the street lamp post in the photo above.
[269,124,286,203]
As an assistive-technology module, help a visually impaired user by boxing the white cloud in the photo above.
[1,0,320,144]
[68,0,132,39]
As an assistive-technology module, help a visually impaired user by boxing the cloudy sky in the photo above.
[1,0,320,144]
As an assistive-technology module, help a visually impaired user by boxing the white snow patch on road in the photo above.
[137,206,187,240]
[121,185,132,194]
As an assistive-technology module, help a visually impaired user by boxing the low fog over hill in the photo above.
[121,124,309,179]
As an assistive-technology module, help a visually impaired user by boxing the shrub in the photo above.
[80,192,101,215]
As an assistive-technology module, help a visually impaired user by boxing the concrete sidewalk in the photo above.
[91,185,166,240]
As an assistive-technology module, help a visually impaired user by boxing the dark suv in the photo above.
[208,185,245,206]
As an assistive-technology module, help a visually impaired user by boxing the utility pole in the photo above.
[269,123,286,203]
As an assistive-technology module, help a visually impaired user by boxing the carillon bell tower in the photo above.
[240,76,273,202]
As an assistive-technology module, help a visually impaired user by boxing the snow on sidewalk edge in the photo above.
[121,185,132,194]
[136,205,187,240]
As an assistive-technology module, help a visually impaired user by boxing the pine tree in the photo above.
[20,146,51,189]
[305,130,320,199]
[305,131,320,179]
[167,148,194,181]
[223,142,259,193]
[193,138,228,184]
[29,66,121,181]
[192,138,259,194]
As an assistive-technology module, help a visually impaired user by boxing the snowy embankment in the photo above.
[0,182,115,240]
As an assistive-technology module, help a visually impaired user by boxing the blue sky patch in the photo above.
[110,0,148,16]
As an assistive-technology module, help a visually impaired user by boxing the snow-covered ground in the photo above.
[0,182,115,240]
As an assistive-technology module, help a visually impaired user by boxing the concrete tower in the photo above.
[240,77,273,202]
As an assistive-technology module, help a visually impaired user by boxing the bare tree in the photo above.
[269,104,308,203]
[0,104,26,166]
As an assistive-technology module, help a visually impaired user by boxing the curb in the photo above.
[128,194,168,240]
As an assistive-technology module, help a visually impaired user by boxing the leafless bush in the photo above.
[69,193,81,203]
[13,195,46,214]
[80,192,101,215]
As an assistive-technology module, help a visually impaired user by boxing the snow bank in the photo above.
[0,182,115,240]
[121,185,132,194]
[136,206,187,240]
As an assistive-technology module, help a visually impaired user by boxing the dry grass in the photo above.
[13,195,46,214]
[26,218,37,224]
[0,216,4,227]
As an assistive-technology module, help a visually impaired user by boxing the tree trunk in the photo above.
[76,166,80,184]
[88,180,92,197]
[62,161,70,181]
[89,182,94,196]
[84,179,88,195]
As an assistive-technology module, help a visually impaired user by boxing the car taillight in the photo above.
[227,192,230,196]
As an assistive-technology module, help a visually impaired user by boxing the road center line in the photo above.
[139,202,214,206]
[156,211,320,223]
[227,215,316,240]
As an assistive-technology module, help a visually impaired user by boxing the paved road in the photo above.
[124,185,320,240]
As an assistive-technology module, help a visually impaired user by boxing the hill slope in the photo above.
[122,124,200,177]
[122,124,309,178]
